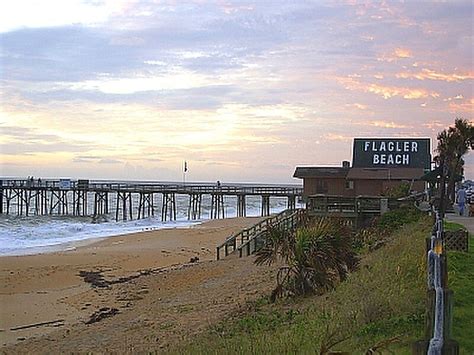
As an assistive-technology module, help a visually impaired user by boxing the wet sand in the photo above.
[0,217,275,352]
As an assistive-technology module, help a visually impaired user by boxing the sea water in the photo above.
[0,191,299,256]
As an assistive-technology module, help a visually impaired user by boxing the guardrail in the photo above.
[216,209,306,260]
[413,212,459,354]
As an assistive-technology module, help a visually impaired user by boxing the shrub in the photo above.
[375,206,423,232]
[354,206,425,252]
[255,218,359,301]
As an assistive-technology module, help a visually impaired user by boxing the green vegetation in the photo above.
[447,228,474,352]
[376,206,424,231]
[434,118,473,210]
[255,218,358,301]
[353,206,424,253]
[382,182,411,198]
[171,215,431,354]
[443,221,465,232]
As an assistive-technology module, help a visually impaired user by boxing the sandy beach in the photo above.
[0,216,278,353]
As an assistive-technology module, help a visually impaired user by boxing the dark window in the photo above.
[346,180,354,189]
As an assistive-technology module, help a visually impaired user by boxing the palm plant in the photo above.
[255,218,359,301]
[435,118,473,213]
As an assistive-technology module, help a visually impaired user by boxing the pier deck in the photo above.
[0,179,302,221]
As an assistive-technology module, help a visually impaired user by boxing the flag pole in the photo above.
[183,161,187,186]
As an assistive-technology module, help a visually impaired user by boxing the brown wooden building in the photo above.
[293,166,349,196]
[294,138,431,198]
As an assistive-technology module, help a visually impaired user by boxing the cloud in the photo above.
[1,1,473,181]
[397,69,473,82]
[0,0,121,33]
[346,103,368,110]
[0,141,94,155]
[337,76,439,99]
[367,121,408,129]
[69,70,213,94]
[323,133,352,142]
[448,98,474,113]
[378,47,412,62]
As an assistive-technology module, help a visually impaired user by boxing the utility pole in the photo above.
[438,163,448,218]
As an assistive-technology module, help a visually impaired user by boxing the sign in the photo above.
[59,179,71,190]
[352,138,431,169]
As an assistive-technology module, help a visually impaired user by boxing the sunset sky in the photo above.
[0,0,472,183]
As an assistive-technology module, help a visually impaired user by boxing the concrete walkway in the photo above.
[445,213,474,234]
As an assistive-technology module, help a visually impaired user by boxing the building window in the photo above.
[346,180,354,189]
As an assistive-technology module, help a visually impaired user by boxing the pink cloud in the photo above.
[323,133,352,142]
[448,98,474,113]
[368,120,408,129]
[397,68,473,82]
[337,76,439,100]
[378,47,413,62]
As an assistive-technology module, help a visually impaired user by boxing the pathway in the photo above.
[445,213,474,234]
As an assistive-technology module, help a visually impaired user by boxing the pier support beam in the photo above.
[0,180,3,214]
[116,191,133,221]
[162,193,176,221]
[4,188,16,215]
[188,193,202,220]
[138,192,154,219]
[50,190,69,215]
[287,195,296,210]
[93,191,109,217]
[73,190,88,216]
[30,188,47,215]
[16,189,30,216]
[22,189,36,216]
[261,195,270,216]
[210,193,225,219]
[237,194,246,217]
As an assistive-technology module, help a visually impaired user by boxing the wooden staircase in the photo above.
[216,208,307,260]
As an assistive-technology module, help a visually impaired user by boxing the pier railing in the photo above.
[216,208,306,260]
[0,179,302,196]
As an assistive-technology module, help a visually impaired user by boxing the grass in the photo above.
[444,221,466,232]
[447,230,474,353]
[169,216,431,354]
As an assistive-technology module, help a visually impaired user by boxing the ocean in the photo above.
[0,187,301,256]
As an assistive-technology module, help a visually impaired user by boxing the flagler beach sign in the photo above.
[352,138,431,169]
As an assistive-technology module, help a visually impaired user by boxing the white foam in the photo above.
[0,216,200,256]
[0,195,300,256]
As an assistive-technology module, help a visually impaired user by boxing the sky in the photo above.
[0,0,472,183]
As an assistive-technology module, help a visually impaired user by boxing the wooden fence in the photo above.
[413,212,459,354]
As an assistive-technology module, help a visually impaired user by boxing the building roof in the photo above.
[346,167,425,180]
[293,167,349,179]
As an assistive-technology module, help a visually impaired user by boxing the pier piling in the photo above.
[0,179,302,222]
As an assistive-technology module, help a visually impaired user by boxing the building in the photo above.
[294,138,431,197]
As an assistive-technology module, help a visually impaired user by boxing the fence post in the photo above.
[413,212,459,355]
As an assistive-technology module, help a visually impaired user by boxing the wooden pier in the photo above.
[0,179,302,222]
